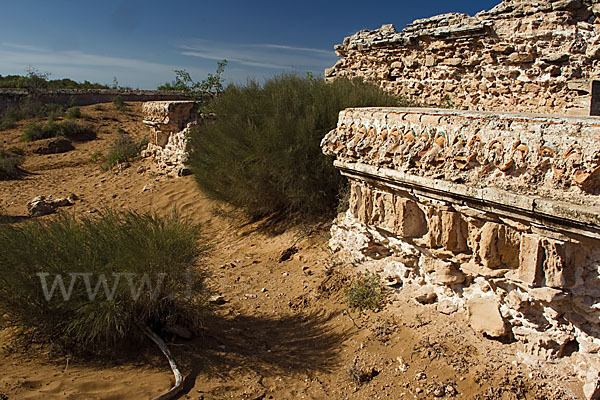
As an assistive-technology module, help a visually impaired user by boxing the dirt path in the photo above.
[0,104,585,399]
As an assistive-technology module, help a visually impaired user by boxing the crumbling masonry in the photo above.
[326,0,600,116]
[141,101,200,175]
[324,1,600,398]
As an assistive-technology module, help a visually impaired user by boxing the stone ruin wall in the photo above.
[326,0,600,116]
[321,108,600,398]
[141,101,200,175]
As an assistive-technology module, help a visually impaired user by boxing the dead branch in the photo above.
[142,326,184,400]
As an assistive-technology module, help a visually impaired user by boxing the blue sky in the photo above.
[0,0,500,89]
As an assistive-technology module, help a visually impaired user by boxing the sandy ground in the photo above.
[0,103,587,399]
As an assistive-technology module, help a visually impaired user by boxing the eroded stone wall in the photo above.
[326,0,600,115]
[141,101,200,175]
[322,107,600,398]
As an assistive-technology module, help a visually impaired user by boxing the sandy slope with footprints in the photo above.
[0,103,587,399]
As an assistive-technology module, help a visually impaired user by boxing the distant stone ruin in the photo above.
[323,1,600,398]
[141,101,200,175]
[326,0,600,116]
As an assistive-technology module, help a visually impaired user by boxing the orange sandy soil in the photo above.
[0,103,586,399]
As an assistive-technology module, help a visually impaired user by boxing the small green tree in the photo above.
[158,60,228,99]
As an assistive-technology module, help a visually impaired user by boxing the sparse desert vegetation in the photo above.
[21,120,96,142]
[345,271,386,313]
[0,147,23,179]
[103,132,148,170]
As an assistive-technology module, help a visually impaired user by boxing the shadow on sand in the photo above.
[177,310,351,396]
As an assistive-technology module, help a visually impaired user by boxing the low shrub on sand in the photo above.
[0,211,209,353]
[0,147,24,179]
[103,133,148,170]
[21,120,95,142]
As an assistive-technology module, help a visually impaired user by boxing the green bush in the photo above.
[0,148,24,179]
[103,134,148,169]
[112,95,127,112]
[65,106,82,119]
[187,74,406,221]
[21,120,95,142]
[0,211,208,352]
[0,100,67,131]
[345,271,385,313]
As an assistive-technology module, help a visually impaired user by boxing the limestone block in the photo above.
[478,222,521,270]
[393,197,428,238]
[422,256,466,285]
[427,209,469,252]
[467,297,508,338]
[415,286,437,304]
[519,234,545,286]
[542,239,583,288]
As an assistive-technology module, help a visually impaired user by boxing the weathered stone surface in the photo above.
[394,198,427,238]
[322,108,600,204]
[518,234,545,286]
[324,105,600,387]
[326,0,600,115]
[27,195,73,217]
[422,256,466,285]
[427,209,468,252]
[437,299,459,314]
[415,286,437,304]
[477,222,521,270]
[467,297,507,338]
[142,101,201,175]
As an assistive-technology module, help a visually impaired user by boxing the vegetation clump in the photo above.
[112,95,127,112]
[345,271,385,313]
[187,73,407,221]
[0,100,68,131]
[21,120,95,142]
[0,147,24,180]
[0,211,209,353]
[103,133,148,170]
[0,71,108,90]
[64,106,82,119]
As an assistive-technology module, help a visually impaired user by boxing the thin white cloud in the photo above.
[180,50,289,70]
[179,39,337,72]
[251,43,334,56]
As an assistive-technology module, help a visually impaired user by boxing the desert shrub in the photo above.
[103,134,148,169]
[0,211,208,352]
[0,147,24,179]
[0,100,67,131]
[187,74,406,221]
[21,120,95,142]
[65,106,82,119]
[93,104,103,111]
[0,115,16,130]
[22,122,54,141]
[345,271,385,313]
[112,95,127,111]
[89,151,103,164]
